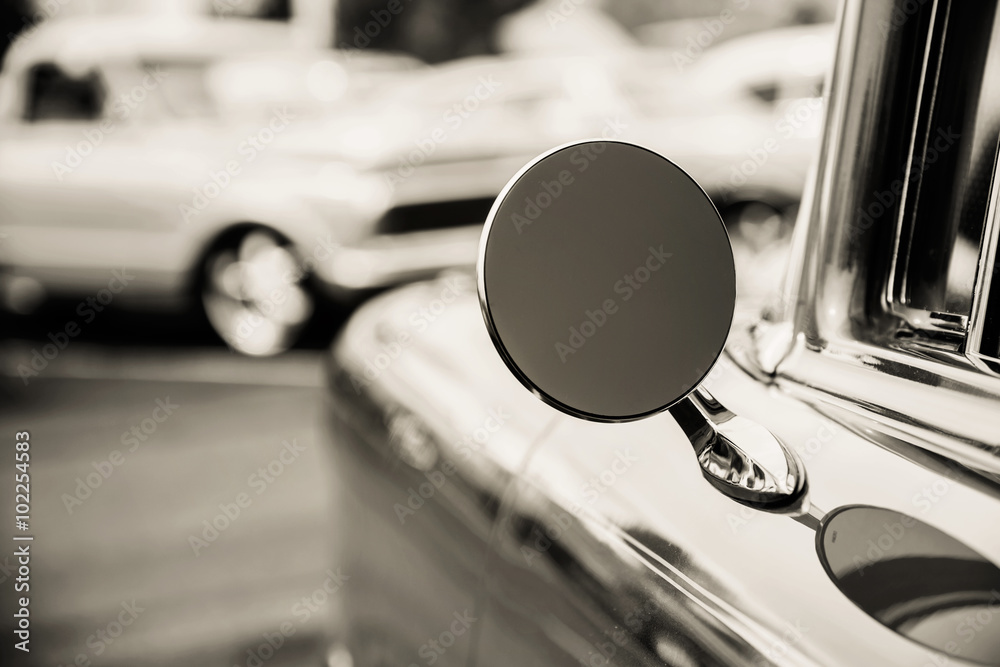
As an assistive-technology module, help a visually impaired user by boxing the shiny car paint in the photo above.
[328,279,1000,666]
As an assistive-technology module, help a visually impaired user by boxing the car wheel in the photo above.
[201,228,313,356]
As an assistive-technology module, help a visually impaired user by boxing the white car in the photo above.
[0,15,421,355]
[0,16,830,355]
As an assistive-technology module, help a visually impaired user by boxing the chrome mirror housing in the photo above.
[477,140,806,510]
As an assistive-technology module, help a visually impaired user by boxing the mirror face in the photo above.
[478,141,736,422]
[818,505,1000,664]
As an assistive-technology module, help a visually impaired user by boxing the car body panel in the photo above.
[476,336,1000,666]
[328,272,1000,666]
[325,274,558,665]
[324,1,1000,663]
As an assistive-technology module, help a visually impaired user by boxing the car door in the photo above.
[0,57,216,301]
[471,350,1000,667]
[0,60,154,293]
[325,275,560,666]
[472,229,1000,665]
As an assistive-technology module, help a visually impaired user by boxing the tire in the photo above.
[200,227,314,356]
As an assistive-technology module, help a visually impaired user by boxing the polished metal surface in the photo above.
[744,0,1000,477]
[677,387,807,510]
[327,276,559,667]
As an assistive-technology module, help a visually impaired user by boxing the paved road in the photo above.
[0,343,340,667]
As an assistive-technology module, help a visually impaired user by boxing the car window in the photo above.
[888,1,1000,341]
[23,63,105,122]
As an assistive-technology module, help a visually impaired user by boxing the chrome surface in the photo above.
[672,387,807,511]
[326,277,558,667]
[474,317,1000,666]
[884,1,1000,333]
[968,148,1000,358]
[885,0,944,324]
[774,340,1000,475]
[749,0,1000,476]
[817,505,1000,665]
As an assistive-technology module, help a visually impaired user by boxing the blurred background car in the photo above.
[317,21,830,309]
[0,5,832,356]
[0,14,423,355]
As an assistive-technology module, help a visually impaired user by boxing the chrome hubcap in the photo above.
[202,231,313,356]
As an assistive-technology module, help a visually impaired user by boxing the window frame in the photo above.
[755,0,1000,477]
[966,145,1000,366]
[876,0,1000,375]
[881,0,1000,345]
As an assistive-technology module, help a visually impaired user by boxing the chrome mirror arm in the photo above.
[668,386,808,512]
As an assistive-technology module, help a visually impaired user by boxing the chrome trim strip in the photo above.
[777,335,1000,474]
[887,0,943,313]
[967,143,1000,355]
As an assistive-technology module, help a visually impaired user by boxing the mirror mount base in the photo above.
[668,387,809,513]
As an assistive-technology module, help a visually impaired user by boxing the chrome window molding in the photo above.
[885,0,946,333]
[775,335,1000,475]
[744,0,1000,476]
[967,141,1000,358]
[884,0,1000,341]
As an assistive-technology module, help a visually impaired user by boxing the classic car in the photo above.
[0,16,829,356]
[0,14,422,355]
[322,24,832,308]
[325,0,1000,665]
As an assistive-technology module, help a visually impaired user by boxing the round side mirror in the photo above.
[478,140,736,422]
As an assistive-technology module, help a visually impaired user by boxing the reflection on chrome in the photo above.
[676,387,806,510]
[819,505,1000,665]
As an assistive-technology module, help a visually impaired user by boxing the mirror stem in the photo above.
[668,387,808,512]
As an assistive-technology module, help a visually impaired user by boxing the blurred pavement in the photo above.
[0,344,337,667]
